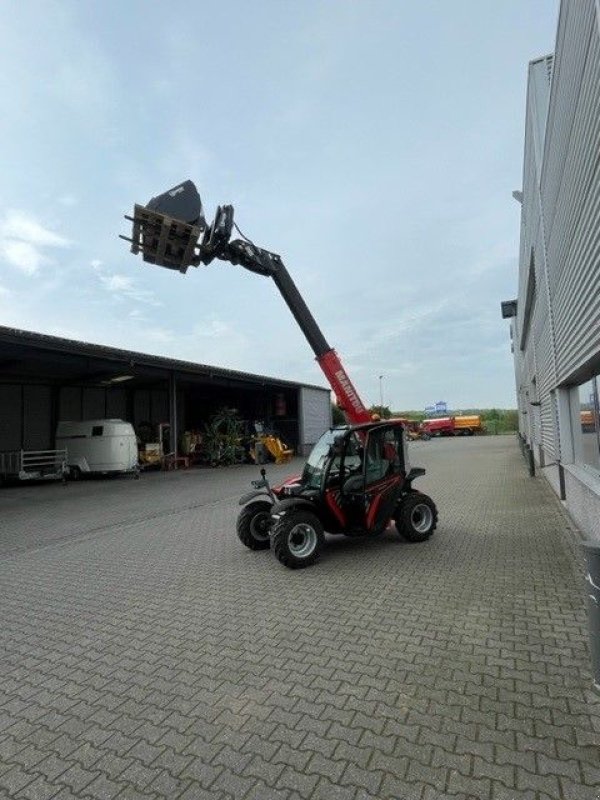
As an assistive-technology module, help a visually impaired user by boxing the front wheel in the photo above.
[237,501,273,550]
[272,510,324,569]
[394,493,437,542]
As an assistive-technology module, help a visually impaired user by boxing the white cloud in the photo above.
[103,274,134,292]
[191,318,233,339]
[0,210,71,275]
[1,210,70,248]
[58,194,78,207]
[91,260,161,307]
[145,327,175,344]
[0,240,45,275]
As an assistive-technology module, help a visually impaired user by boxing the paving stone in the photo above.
[0,767,37,794]
[82,774,124,800]
[1,442,600,800]
[381,774,423,800]
[558,777,600,800]
[147,770,189,798]
[17,775,62,800]
[55,764,99,794]
[339,764,384,796]
[446,770,491,799]
[515,766,561,796]
[211,768,257,797]
[117,762,162,792]
[180,759,222,789]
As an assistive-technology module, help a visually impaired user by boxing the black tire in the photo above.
[237,501,273,551]
[394,493,438,542]
[272,510,324,569]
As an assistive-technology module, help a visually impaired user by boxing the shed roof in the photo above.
[0,325,329,392]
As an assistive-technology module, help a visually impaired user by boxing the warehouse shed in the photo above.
[0,326,331,459]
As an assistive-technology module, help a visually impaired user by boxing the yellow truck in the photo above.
[453,415,484,435]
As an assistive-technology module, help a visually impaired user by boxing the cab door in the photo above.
[362,425,405,534]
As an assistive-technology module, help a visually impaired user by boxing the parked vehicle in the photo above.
[453,415,484,435]
[421,415,483,437]
[421,417,455,437]
[56,419,139,478]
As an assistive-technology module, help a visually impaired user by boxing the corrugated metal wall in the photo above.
[299,387,331,454]
[0,386,22,451]
[512,0,600,466]
[0,384,171,452]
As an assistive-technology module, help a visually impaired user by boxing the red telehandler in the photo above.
[123,181,438,568]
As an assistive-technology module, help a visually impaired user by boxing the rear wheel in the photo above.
[272,510,324,569]
[395,493,437,542]
[237,501,272,550]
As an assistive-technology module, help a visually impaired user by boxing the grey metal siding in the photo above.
[0,386,22,450]
[59,387,82,421]
[82,387,106,419]
[299,387,331,453]
[106,389,127,419]
[133,390,151,427]
[508,0,600,539]
[23,386,52,450]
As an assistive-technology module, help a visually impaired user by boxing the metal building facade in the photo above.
[506,0,600,540]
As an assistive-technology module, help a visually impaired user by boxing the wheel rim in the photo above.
[410,503,433,533]
[288,523,317,558]
[250,512,271,542]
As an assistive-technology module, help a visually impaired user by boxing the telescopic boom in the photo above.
[121,180,372,424]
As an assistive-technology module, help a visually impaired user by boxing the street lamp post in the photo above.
[379,375,384,409]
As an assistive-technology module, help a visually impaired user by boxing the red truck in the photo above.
[421,415,483,437]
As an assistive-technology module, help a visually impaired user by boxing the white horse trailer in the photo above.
[56,419,139,478]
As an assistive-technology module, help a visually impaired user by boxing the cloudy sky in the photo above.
[0,0,559,410]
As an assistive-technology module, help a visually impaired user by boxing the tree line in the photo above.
[332,405,519,434]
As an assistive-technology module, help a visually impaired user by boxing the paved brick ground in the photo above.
[0,437,599,800]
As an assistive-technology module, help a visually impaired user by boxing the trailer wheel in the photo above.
[395,493,437,542]
[272,511,324,569]
[237,501,272,550]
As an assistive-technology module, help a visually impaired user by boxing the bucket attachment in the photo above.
[146,180,204,226]
[121,180,234,273]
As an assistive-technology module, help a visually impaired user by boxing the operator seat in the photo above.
[343,474,364,494]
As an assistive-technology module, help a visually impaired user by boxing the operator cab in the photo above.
[301,422,407,495]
